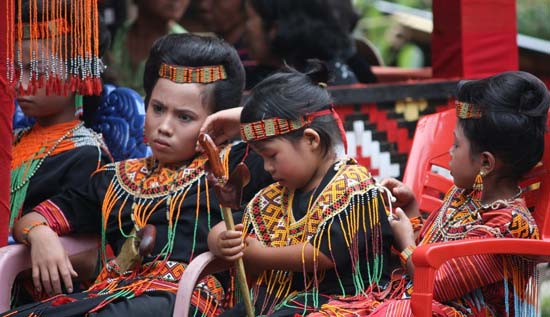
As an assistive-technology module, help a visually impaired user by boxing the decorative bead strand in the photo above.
[10,122,83,193]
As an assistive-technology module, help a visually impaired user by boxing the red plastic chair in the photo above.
[0,234,215,316]
[402,108,455,215]
[403,108,550,317]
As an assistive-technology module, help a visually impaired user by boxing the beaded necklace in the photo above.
[99,149,231,272]
[126,159,191,260]
[10,121,84,229]
[422,187,523,244]
[481,186,522,210]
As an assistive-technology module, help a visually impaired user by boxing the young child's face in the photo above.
[15,39,75,120]
[251,136,319,191]
[449,125,481,189]
[145,79,210,165]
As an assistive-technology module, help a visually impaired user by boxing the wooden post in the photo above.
[431,0,518,79]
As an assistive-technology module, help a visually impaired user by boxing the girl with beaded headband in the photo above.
[9,0,112,306]
[307,71,549,317]
[208,61,396,317]
[4,33,272,317]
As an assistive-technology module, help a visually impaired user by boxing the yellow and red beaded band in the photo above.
[158,63,227,84]
[456,101,482,119]
[19,19,70,40]
[399,245,416,267]
[240,117,309,142]
[240,107,349,153]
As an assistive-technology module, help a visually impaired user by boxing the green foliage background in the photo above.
[353,0,549,66]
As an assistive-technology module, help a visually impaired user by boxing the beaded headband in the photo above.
[19,19,70,40]
[456,101,482,119]
[240,106,348,152]
[158,63,227,84]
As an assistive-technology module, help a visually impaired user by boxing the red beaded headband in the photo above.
[240,106,348,152]
[158,63,227,84]
[456,101,482,119]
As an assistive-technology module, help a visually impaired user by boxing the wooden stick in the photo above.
[198,134,254,317]
[220,206,254,317]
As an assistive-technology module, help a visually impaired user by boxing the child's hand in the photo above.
[380,178,419,217]
[380,178,415,207]
[28,226,78,295]
[195,107,243,152]
[389,208,416,251]
[215,223,246,262]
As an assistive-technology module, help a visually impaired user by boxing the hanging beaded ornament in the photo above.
[5,0,103,96]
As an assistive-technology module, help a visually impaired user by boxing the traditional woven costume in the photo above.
[220,109,395,317]
[10,120,110,230]
[8,0,110,227]
[307,102,541,317]
[6,0,112,306]
[10,120,111,306]
[3,142,272,317]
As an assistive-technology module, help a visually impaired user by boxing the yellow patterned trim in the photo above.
[244,159,383,246]
[240,118,307,142]
[456,101,482,119]
[158,63,227,84]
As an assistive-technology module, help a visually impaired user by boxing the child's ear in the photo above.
[303,128,321,150]
[480,151,496,175]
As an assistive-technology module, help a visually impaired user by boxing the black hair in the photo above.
[17,0,111,127]
[248,0,352,69]
[327,0,359,33]
[241,60,341,157]
[457,71,549,180]
[143,33,245,112]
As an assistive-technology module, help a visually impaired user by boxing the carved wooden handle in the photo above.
[198,133,225,179]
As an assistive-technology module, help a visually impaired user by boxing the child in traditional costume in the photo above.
[208,62,395,317]
[311,71,549,317]
[8,0,112,305]
[10,0,111,235]
[4,33,272,317]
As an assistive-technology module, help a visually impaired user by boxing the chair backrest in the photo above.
[522,116,550,240]
[403,108,550,239]
[402,108,455,215]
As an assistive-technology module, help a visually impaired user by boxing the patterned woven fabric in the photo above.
[240,159,391,316]
[307,186,540,317]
